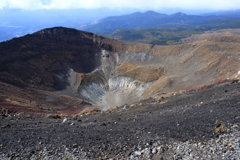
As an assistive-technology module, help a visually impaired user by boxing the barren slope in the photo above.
[181,28,240,43]
[0,82,240,159]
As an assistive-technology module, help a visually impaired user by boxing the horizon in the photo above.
[1,7,240,16]
[1,0,240,42]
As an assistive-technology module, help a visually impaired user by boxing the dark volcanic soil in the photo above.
[0,82,240,159]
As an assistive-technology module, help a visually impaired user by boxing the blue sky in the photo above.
[0,0,240,11]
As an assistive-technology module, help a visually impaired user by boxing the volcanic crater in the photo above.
[0,27,240,113]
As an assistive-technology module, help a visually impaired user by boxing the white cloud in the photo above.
[0,0,43,9]
[0,0,7,9]
[40,0,52,5]
[0,0,240,10]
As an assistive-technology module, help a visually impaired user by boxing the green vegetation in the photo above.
[106,19,240,45]
[107,27,201,45]
[194,19,240,30]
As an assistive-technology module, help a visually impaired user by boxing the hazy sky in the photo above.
[0,0,239,11]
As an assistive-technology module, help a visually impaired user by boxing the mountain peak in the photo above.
[29,27,101,43]
[171,12,187,16]
[129,10,166,16]
[35,27,88,36]
[144,10,159,14]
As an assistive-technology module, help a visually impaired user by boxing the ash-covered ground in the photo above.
[0,81,240,159]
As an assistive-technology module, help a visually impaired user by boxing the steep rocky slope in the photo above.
[0,27,240,112]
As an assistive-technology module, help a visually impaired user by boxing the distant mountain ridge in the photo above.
[203,9,240,16]
[1,9,240,42]
[79,10,240,35]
